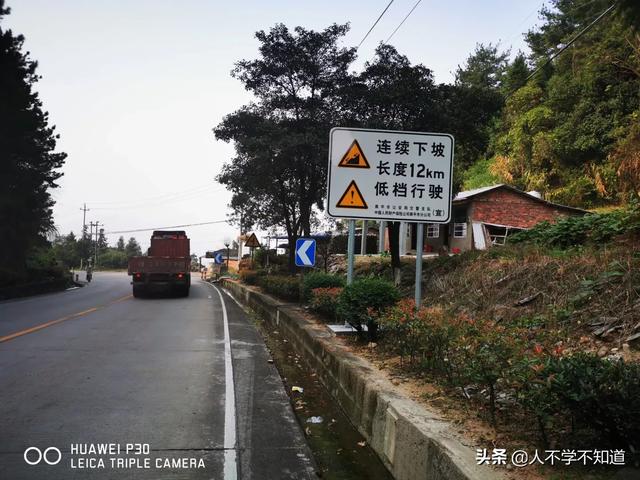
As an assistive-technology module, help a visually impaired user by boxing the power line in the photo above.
[358,0,395,48]
[105,220,230,235]
[384,0,423,44]
[90,186,228,211]
[507,1,617,98]
[89,183,216,206]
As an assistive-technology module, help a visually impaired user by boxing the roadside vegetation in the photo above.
[237,204,640,471]
[218,0,640,277]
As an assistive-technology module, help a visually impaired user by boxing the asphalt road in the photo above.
[0,272,315,479]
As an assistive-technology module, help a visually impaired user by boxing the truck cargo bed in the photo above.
[128,257,190,275]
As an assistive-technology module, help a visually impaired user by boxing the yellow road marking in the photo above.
[0,294,133,344]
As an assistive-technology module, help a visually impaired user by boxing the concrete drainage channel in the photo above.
[257,311,394,479]
[221,279,501,480]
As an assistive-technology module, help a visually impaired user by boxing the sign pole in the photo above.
[347,219,355,285]
[414,222,424,309]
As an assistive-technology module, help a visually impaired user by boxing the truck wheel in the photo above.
[133,285,144,298]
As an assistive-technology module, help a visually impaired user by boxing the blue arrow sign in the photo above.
[295,238,316,267]
[214,252,224,264]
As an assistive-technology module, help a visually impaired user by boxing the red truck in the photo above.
[128,230,191,297]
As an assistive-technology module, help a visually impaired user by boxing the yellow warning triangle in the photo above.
[336,180,368,209]
[338,140,370,168]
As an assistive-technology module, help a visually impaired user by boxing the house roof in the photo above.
[453,184,588,214]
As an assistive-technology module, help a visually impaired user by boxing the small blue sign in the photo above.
[295,238,316,267]
[214,252,224,264]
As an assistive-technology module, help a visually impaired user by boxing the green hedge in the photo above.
[301,272,345,302]
[337,277,400,339]
[258,275,301,302]
[309,287,342,322]
[378,303,640,449]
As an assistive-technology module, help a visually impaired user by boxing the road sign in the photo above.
[327,127,454,223]
[295,238,316,267]
[244,233,260,248]
[213,252,224,264]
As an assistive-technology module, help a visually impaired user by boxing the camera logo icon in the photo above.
[23,447,62,466]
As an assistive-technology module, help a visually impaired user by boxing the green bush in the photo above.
[309,287,342,321]
[509,203,640,248]
[301,272,345,302]
[98,250,128,269]
[548,354,640,449]
[337,277,400,339]
[239,269,262,285]
[258,275,301,302]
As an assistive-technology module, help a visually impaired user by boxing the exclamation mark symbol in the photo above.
[350,190,354,204]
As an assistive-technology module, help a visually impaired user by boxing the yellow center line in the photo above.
[0,294,133,344]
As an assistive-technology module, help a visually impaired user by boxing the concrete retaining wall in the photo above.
[222,279,502,480]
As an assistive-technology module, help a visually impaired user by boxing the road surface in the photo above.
[0,272,315,479]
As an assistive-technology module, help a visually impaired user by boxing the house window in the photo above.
[426,224,439,238]
[453,222,467,238]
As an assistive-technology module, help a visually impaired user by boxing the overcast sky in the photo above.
[6,0,546,256]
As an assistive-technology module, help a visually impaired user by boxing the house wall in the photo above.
[468,188,578,229]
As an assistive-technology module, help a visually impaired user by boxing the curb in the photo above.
[221,279,503,480]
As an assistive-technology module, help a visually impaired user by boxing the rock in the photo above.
[597,346,608,358]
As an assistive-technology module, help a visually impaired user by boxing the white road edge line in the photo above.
[210,283,238,480]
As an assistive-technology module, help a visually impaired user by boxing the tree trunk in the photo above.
[287,233,296,274]
[387,222,402,286]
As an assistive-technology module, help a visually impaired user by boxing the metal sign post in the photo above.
[346,219,355,285]
[415,223,424,308]
[326,127,454,304]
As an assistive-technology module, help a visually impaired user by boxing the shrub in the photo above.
[548,354,640,450]
[239,269,262,285]
[258,275,301,302]
[301,272,345,302]
[309,287,342,321]
[454,320,524,425]
[337,277,400,340]
[509,203,640,248]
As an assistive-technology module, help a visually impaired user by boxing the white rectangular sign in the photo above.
[327,127,454,223]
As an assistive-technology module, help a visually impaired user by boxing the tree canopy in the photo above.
[0,1,66,280]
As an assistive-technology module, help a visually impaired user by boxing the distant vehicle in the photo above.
[128,230,191,298]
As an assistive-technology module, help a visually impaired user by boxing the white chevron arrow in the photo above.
[297,240,314,266]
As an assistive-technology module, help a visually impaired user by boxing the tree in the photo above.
[0,2,66,280]
[116,236,125,251]
[215,23,356,271]
[340,44,438,285]
[492,0,640,206]
[455,43,509,90]
[97,228,108,253]
[51,232,79,269]
[125,237,142,257]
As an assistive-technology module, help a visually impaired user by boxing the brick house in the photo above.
[409,184,587,252]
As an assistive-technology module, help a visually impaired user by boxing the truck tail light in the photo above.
[134,272,142,279]
[177,273,184,279]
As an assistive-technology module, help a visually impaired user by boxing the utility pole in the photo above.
[89,221,95,267]
[89,221,103,267]
[80,203,90,234]
[237,211,243,262]
[94,222,103,267]
[79,203,90,269]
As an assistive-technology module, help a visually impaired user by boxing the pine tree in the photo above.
[0,2,66,279]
